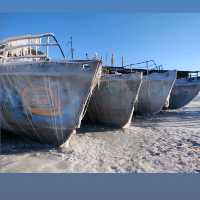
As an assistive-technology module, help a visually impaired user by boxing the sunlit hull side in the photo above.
[135,70,176,114]
[85,72,142,127]
[0,60,102,146]
[168,78,200,109]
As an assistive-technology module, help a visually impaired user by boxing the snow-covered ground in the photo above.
[0,94,200,172]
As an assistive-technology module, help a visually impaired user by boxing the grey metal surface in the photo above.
[135,70,177,114]
[0,60,102,145]
[169,78,200,109]
[85,72,143,127]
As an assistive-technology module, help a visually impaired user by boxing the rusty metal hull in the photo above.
[169,78,200,109]
[0,60,101,145]
[85,73,143,127]
[135,70,176,114]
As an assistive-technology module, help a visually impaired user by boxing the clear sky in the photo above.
[0,12,200,70]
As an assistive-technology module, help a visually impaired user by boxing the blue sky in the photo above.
[0,13,200,70]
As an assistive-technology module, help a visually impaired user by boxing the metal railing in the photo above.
[0,33,65,62]
[187,71,200,80]
[124,59,163,71]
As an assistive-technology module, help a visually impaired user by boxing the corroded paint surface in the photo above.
[135,70,176,114]
[85,73,142,127]
[169,78,200,109]
[0,60,102,145]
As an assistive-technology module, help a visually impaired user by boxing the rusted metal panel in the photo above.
[135,70,177,114]
[85,72,143,127]
[169,78,200,109]
[0,60,102,145]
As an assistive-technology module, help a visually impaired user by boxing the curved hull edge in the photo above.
[0,60,102,146]
[169,79,200,109]
[85,73,143,127]
[135,70,177,114]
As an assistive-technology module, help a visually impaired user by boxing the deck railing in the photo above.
[0,33,65,63]
[125,60,163,71]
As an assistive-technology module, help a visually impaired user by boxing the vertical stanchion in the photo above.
[111,54,114,67]
[122,56,124,67]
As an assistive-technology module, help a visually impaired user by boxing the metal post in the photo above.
[146,61,149,76]
[86,53,88,59]
[46,36,50,57]
[121,56,124,67]
[69,36,74,60]
[105,53,108,66]
[111,54,114,66]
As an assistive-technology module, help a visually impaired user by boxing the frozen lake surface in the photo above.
[0,95,200,173]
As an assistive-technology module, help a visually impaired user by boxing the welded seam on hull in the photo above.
[164,71,177,109]
[153,71,177,114]
[76,62,102,129]
[123,73,143,128]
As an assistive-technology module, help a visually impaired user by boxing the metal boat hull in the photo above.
[85,73,142,127]
[169,78,200,109]
[135,70,176,114]
[0,60,101,145]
